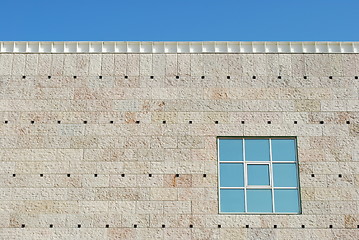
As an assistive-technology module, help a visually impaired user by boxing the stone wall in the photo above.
[0,53,358,239]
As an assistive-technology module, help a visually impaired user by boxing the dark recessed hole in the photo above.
[320,121,324,124]
[40,174,43,177]
[311,174,315,177]
[329,225,333,228]
[162,121,166,124]
[227,76,230,79]
[252,76,256,79]
[189,225,193,228]
[303,76,307,79]
[106,224,109,228]
[338,174,342,178]
[150,76,154,79]
[22,76,26,79]
[357,225,359,228]
[274,225,277,228]
[49,224,53,228]
[31,121,34,124]
[189,121,192,124]
[67,174,71,177]
[135,121,140,124]
[162,224,166,228]
[78,224,81,228]
[218,225,222,228]
[110,121,114,124]
[294,121,298,124]
[149,174,152,177]
[13,174,16,177]
[175,174,180,177]
[83,121,87,124]
[57,121,61,124]
[346,121,350,124]
[4,121,8,124]
[203,174,207,178]
[134,224,137,228]
[267,121,271,124]
[48,76,51,79]
[246,225,249,228]
[215,121,219,124]
[21,224,25,228]
[176,76,179,79]
[94,174,98,177]
[302,225,305,228]
[241,121,245,124]
[355,76,358,79]
[278,76,281,79]
[125,76,128,79]
[121,174,125,177]
[201,76,205,79]
[73,76,77,79]
[329,76,333,79]
[99,76,102,79]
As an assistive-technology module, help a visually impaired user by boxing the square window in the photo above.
[218,137,301,214]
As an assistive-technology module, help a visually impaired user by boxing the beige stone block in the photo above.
[0,54,13,75]
[177,54,190,76]
[114,54,127,75]
[153,54,166,76]
[164,201,191,214]
[139,54,152,75]
[295,100,321,112]
[164,228,191,240]
[191,54,203,76]
[11,54,26,76]
[127,54,140,76]
[150,188,177,201]
[163,174,192,188]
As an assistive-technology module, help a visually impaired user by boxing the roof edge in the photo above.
[0,41,358,53]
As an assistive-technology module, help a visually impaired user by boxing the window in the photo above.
[218,137,301,214]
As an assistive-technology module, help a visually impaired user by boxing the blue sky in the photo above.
[0,0,358,41]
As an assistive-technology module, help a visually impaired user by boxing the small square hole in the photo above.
[162,225,166,228]
[4,121,8,124]
[40,174,43,177]
[189,121,192,124]
[252,76,256,79]
[48,76,51,79]
[346,121,350,124]
[162,121,166,124]
[134,224,137,228]
[246,225,249,228]
[203,174,206,178]
[218,225,222,228]
[83,121,87,124]
[67,174,71,177]
[227,76,230,79]
[274,225,277,228]
[175,174,179,177]
[21,224,25,228]
[22,76,26,79]
[241,121,245,124]
[57,121,61,124]
[338,174,342,178]
[302,225,305,228]
[267,121,271,124]
[214,121,219,124]
[294,121,298,124]
[176,76,179,79]
[304,76,307,79]
[106,224,109,228]
[355,76,358,80]
[150,76,154,79]
[357,225,359,228]
[78,224,81,228]
[73,76,77,79]
[31,121,35,124]
[121,174,125,177]
[125,76,128,79]
[189,225,193,228]
[149,174,152,177]
[135,121,140,124]
[329,76,333,79]
[13,174,16,177]
[99,76,102,79]
[320,121,324,124]
[329,225,333,228]
[278,76,281,79]
[311,174,315,177]
[94,174,98,177]
[110,121,114,124]
[201,76,205,79]
[49,224,53,228]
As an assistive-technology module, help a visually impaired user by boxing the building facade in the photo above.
[0,42,358,239]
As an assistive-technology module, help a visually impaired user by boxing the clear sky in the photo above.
[0,0,358,41]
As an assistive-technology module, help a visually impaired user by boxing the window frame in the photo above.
[217,136,302,215]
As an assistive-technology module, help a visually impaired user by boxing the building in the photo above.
[0,41,358,239]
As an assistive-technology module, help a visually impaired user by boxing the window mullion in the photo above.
[269,138,275,213]
[243,138,247,213]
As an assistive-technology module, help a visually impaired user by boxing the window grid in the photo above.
[218,137,300,214]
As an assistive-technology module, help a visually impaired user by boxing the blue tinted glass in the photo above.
[272,139,296,161]
[274,189,300,213]
[219,139,243,161]
[247,164,270,185]
[247,189,272,213]
[245,139,270,161]
[273,163,298,187]
[220,163,244,187]
[220,189,245,213]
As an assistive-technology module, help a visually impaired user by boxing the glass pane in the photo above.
[220,163,244,187]
[247,164,270,185]
[272,139,296,161]
[274,189,300,213]
[219,139,243,161]
[273,163,298,187]
[247,189,272,213]
[245,139,270,161]
[220,189,245,213]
